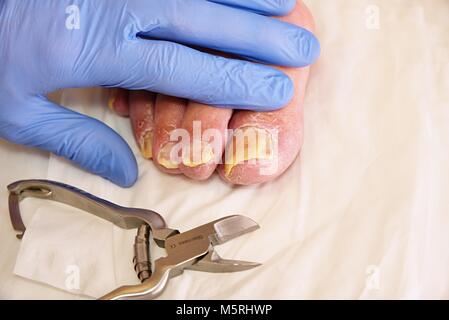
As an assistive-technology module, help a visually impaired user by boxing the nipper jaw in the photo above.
[7,180,260,300]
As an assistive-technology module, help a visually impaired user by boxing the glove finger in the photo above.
[207,0,296,16]
[106,40,294,111]
[131,0,320,67]
[1,97,137,187]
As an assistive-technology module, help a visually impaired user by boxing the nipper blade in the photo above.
[187,250,261,273]
[209,215,260,245]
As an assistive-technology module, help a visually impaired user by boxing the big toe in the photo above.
[218,1,315,185]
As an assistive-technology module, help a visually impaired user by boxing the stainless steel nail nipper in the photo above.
[7,179,260,300]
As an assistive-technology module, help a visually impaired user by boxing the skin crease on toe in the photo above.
[217,1,315,185]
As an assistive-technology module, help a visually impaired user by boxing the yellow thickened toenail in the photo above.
[182,141,214,168]
[158,142,180,169]
[224,127,274,176]
[140,131,153,159]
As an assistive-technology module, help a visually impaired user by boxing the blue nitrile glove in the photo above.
[0,0,320,187]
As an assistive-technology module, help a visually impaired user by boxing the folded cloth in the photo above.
[14,204,138,298]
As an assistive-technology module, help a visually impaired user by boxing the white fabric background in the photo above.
[0,0,448,299]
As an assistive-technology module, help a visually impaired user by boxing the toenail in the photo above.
[140,131,153,159]
[182,140,215,168]
[224,127,274,176]
[158,142,181,169]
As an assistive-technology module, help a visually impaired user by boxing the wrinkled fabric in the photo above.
[0,0,448,299]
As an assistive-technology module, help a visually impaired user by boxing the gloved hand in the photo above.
[0,0,320,187]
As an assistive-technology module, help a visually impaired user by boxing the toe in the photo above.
[218,1,315,185]
[179,102,233,181]
[129,91,156,160]
[129,91,155,159]
[109,88,130,117]
[153,94,187,174]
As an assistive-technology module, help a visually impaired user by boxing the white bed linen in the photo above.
[1,0,448,299]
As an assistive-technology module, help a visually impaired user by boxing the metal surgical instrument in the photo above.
[7,179,260,300]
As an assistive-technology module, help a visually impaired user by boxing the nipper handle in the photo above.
[7,179,167,239]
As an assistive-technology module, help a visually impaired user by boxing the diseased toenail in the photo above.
[224,127,274,177]
[182,140,214,168]
[158,142,181,169]
[140,131,153,159]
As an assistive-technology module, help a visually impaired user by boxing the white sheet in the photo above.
[1,0,448,299]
